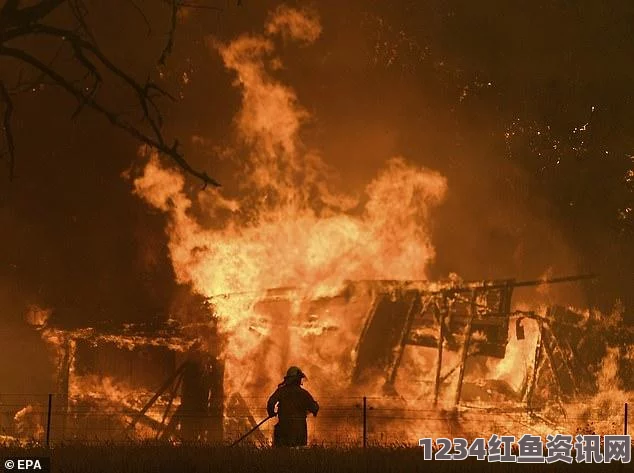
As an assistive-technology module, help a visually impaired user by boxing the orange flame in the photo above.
[132,6,447,403]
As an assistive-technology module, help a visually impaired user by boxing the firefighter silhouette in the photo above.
[266,366,319,447]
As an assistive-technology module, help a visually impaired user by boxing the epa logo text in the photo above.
[3,458,50,472]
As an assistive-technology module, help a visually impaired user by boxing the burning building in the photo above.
[6,4,632,447]
[23,272,629,445]
[36,308,226,443]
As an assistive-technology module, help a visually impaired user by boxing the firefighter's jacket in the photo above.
[266,383,319,447]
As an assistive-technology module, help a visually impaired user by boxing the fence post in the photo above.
[362,396,367,448]
[625,402,628,435]
[46,393,52,447]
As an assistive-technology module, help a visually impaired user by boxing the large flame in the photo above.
[132,6,447,402]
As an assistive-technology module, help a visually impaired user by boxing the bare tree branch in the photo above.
[177,0,225,12]
[0,80,15,181]
[124,0,152,36]
[0,43,220,187]
[0,0,223,187]
[158,0,225,66]
[178,2,224,11]
[158,0,178,66]
[67,0,98,46]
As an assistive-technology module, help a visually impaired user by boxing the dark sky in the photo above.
[0,0,632,386]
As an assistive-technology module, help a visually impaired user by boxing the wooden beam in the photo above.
[433,300,447,406]
[386,294,421,387]
[454,291,475,407]
[126,361,187,433]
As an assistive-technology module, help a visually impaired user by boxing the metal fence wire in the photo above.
[0,394,629,446]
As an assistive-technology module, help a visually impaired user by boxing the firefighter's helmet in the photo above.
[285,366,306,380]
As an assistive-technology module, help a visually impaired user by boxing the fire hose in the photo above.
[230,414,274,447]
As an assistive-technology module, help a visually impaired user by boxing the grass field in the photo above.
[0,444,629,473]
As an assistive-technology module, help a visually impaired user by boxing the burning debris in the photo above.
[6,5,631,448]
[14,273,628,446]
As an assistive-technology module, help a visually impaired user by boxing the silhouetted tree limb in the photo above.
[0,0,227,187]
[159,0,179,66]
[0,80,15,180]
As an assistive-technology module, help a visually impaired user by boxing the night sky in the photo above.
[0,0,632,392]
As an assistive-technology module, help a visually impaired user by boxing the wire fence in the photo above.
[0,393,629,447]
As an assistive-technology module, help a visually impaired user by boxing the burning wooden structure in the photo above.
[520,304,634,410]
[348,274,597,407]
[46,318,225,442]
[37,273,623,444]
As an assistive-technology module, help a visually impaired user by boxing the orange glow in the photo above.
[132,6,447,408]
[18,6,627,446]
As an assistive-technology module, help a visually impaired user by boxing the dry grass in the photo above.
[1,443,628,473]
